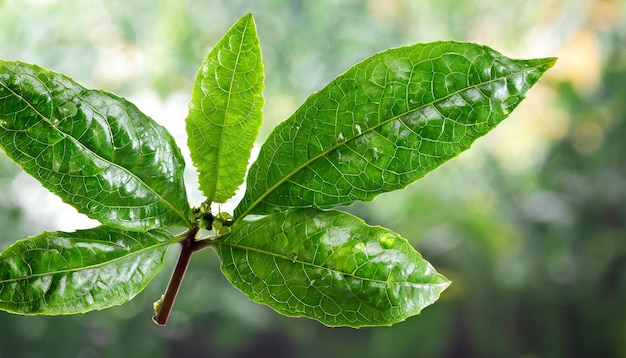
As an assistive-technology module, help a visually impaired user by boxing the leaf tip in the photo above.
[239,12,255,26]
[533,56,558,73]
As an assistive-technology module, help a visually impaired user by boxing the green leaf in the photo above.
[186,13,264,203]
[0,61,192,231]
[215,209,450,327]
[0,226,175,315]
[235,42,556,218]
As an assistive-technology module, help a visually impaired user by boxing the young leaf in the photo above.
[0,61,192,231]
[235,42,556,218]
[186,13,264,203]
[215,209,450,327]
[0,227,175,315]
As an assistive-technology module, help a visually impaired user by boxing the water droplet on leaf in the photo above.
[57,102,77,119]
[378,233,396,249]
[52,159,62,171]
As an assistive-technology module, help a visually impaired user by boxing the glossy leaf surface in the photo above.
[235,42,556,217]
[0,61,192,230]
[186,13,264,203]
[0,227,174,315]
[216,209,450,327]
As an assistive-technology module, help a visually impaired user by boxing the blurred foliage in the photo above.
[1,0,625,357]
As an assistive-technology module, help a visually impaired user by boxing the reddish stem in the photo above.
[152,227,199,326]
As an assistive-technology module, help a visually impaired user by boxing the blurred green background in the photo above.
[1,0,624,357]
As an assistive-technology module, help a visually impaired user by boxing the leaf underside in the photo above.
[186,13,264,203]
[0,61,192,231]
[216,209,450,327]
[0,227,174,315]
[235,41,556,218]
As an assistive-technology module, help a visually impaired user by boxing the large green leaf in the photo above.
[0,226,175,315]
[235,42,556,218]
[0,61,192,231]
[186,13,264,203]
[215,209,450,327]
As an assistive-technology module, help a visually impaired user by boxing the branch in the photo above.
[152,227,199,326]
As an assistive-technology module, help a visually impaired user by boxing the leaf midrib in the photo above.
[214,239,436,286]
[237,64,536,219]
[207,15,251,202]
